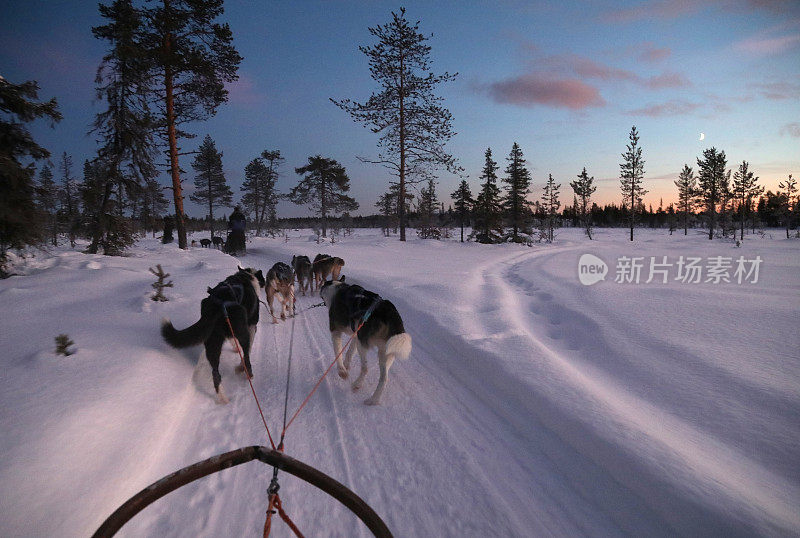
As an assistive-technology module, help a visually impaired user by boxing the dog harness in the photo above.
[207,278,247,317]
[339,285,382,331]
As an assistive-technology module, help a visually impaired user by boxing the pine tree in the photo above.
[36,165,59,246]
[0,76,61,261]
[778,174,797,239]
[541,173,561,243]
[674,164,697,235]
[473,148,503,243]
[376,192,394,236]
[91,0,157,254]
[667,204,677,235]
[731,161,763,241]
[290,156,359,237]
[141,176,168,237]
[570,167,596,240]
[58,152,80,247]
[451,179,473,242]
[332,7,459,242]
[140,0,242,249]
[619,126,647,241]
[417,178,438,229]
[189,135,232,239]
[502,142,533,242]
[242,150,282,236]
[697,147,728,240]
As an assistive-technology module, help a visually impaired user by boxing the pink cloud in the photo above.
[735,34,800,55]
[627,100,702,117]
[602,0,799,23]
[644,72,692,89]
[538,53,690,89]
[780,123,800,137]
[601,0,702,23]
[225,74,264,106]
[751,82,800,99]
[640,46,672,63]
[487,75,606,110]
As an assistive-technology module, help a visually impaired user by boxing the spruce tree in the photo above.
[778,174,797,239]
[332,7,459,242]
[290,156,359,237]
[190,135,232,239]
[417,178,438,230]
[141,176,168,237]
[376,192,395,236]
[541,173,561,243]
[619,126,647,241]
[242,150,282,236]
[59,152,80,247]
[36,165,59,246]
[674,164,697,236]
[502,142,533,242]
[570,167,596,239]
[451,179,473,243]
[0,76,61,260]
[473,148,503,243]
[91,0,157,254]
[697,147,728,240]
[140,0,242,249]
[731,161,763,241]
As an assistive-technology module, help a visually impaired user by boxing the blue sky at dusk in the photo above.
[3,0,799,218]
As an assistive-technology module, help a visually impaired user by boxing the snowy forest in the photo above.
[1,1,799,537]
[3,1,798,273]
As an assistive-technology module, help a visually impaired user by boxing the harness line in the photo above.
[224,314,276,451]
[229,294,379,536]
[281,297,381,437]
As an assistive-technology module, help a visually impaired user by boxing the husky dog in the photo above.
[310,254,329,291]
[292,255,312,296]
[320,277,412,405]
[199,238,212,248]
[161,267,266,404]
[313,256,345,291]
[212,236,224,249]
[266,262,295,322]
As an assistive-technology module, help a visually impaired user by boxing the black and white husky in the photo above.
[161,267,266,404]
[320,277,412,405]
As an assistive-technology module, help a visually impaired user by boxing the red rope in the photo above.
[281,322,366,437]
[264,493,304,538]
[225,316,276,450]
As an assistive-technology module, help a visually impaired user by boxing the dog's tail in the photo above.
[161,302,222,349]
[386,333,412,360]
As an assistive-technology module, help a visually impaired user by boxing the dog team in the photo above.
[161,253,411,405]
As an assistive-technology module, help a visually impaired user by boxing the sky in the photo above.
[3,0,799,218]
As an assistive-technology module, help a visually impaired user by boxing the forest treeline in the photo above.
[2,2,797,274]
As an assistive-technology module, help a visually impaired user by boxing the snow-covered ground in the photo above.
[0,228,798,537]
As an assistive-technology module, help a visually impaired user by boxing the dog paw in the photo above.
[351,381,362,391]
[337,369,349,379]
[216,393,230,405]
[363,396,380,406]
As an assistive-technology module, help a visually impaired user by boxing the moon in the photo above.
[699,132,705,141]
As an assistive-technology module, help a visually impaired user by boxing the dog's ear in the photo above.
[339,275,345,282]
[238,265,244,272]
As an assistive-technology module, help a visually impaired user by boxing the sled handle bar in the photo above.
[92,445,392,538]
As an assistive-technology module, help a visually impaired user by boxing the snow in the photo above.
[0,228,798,537]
